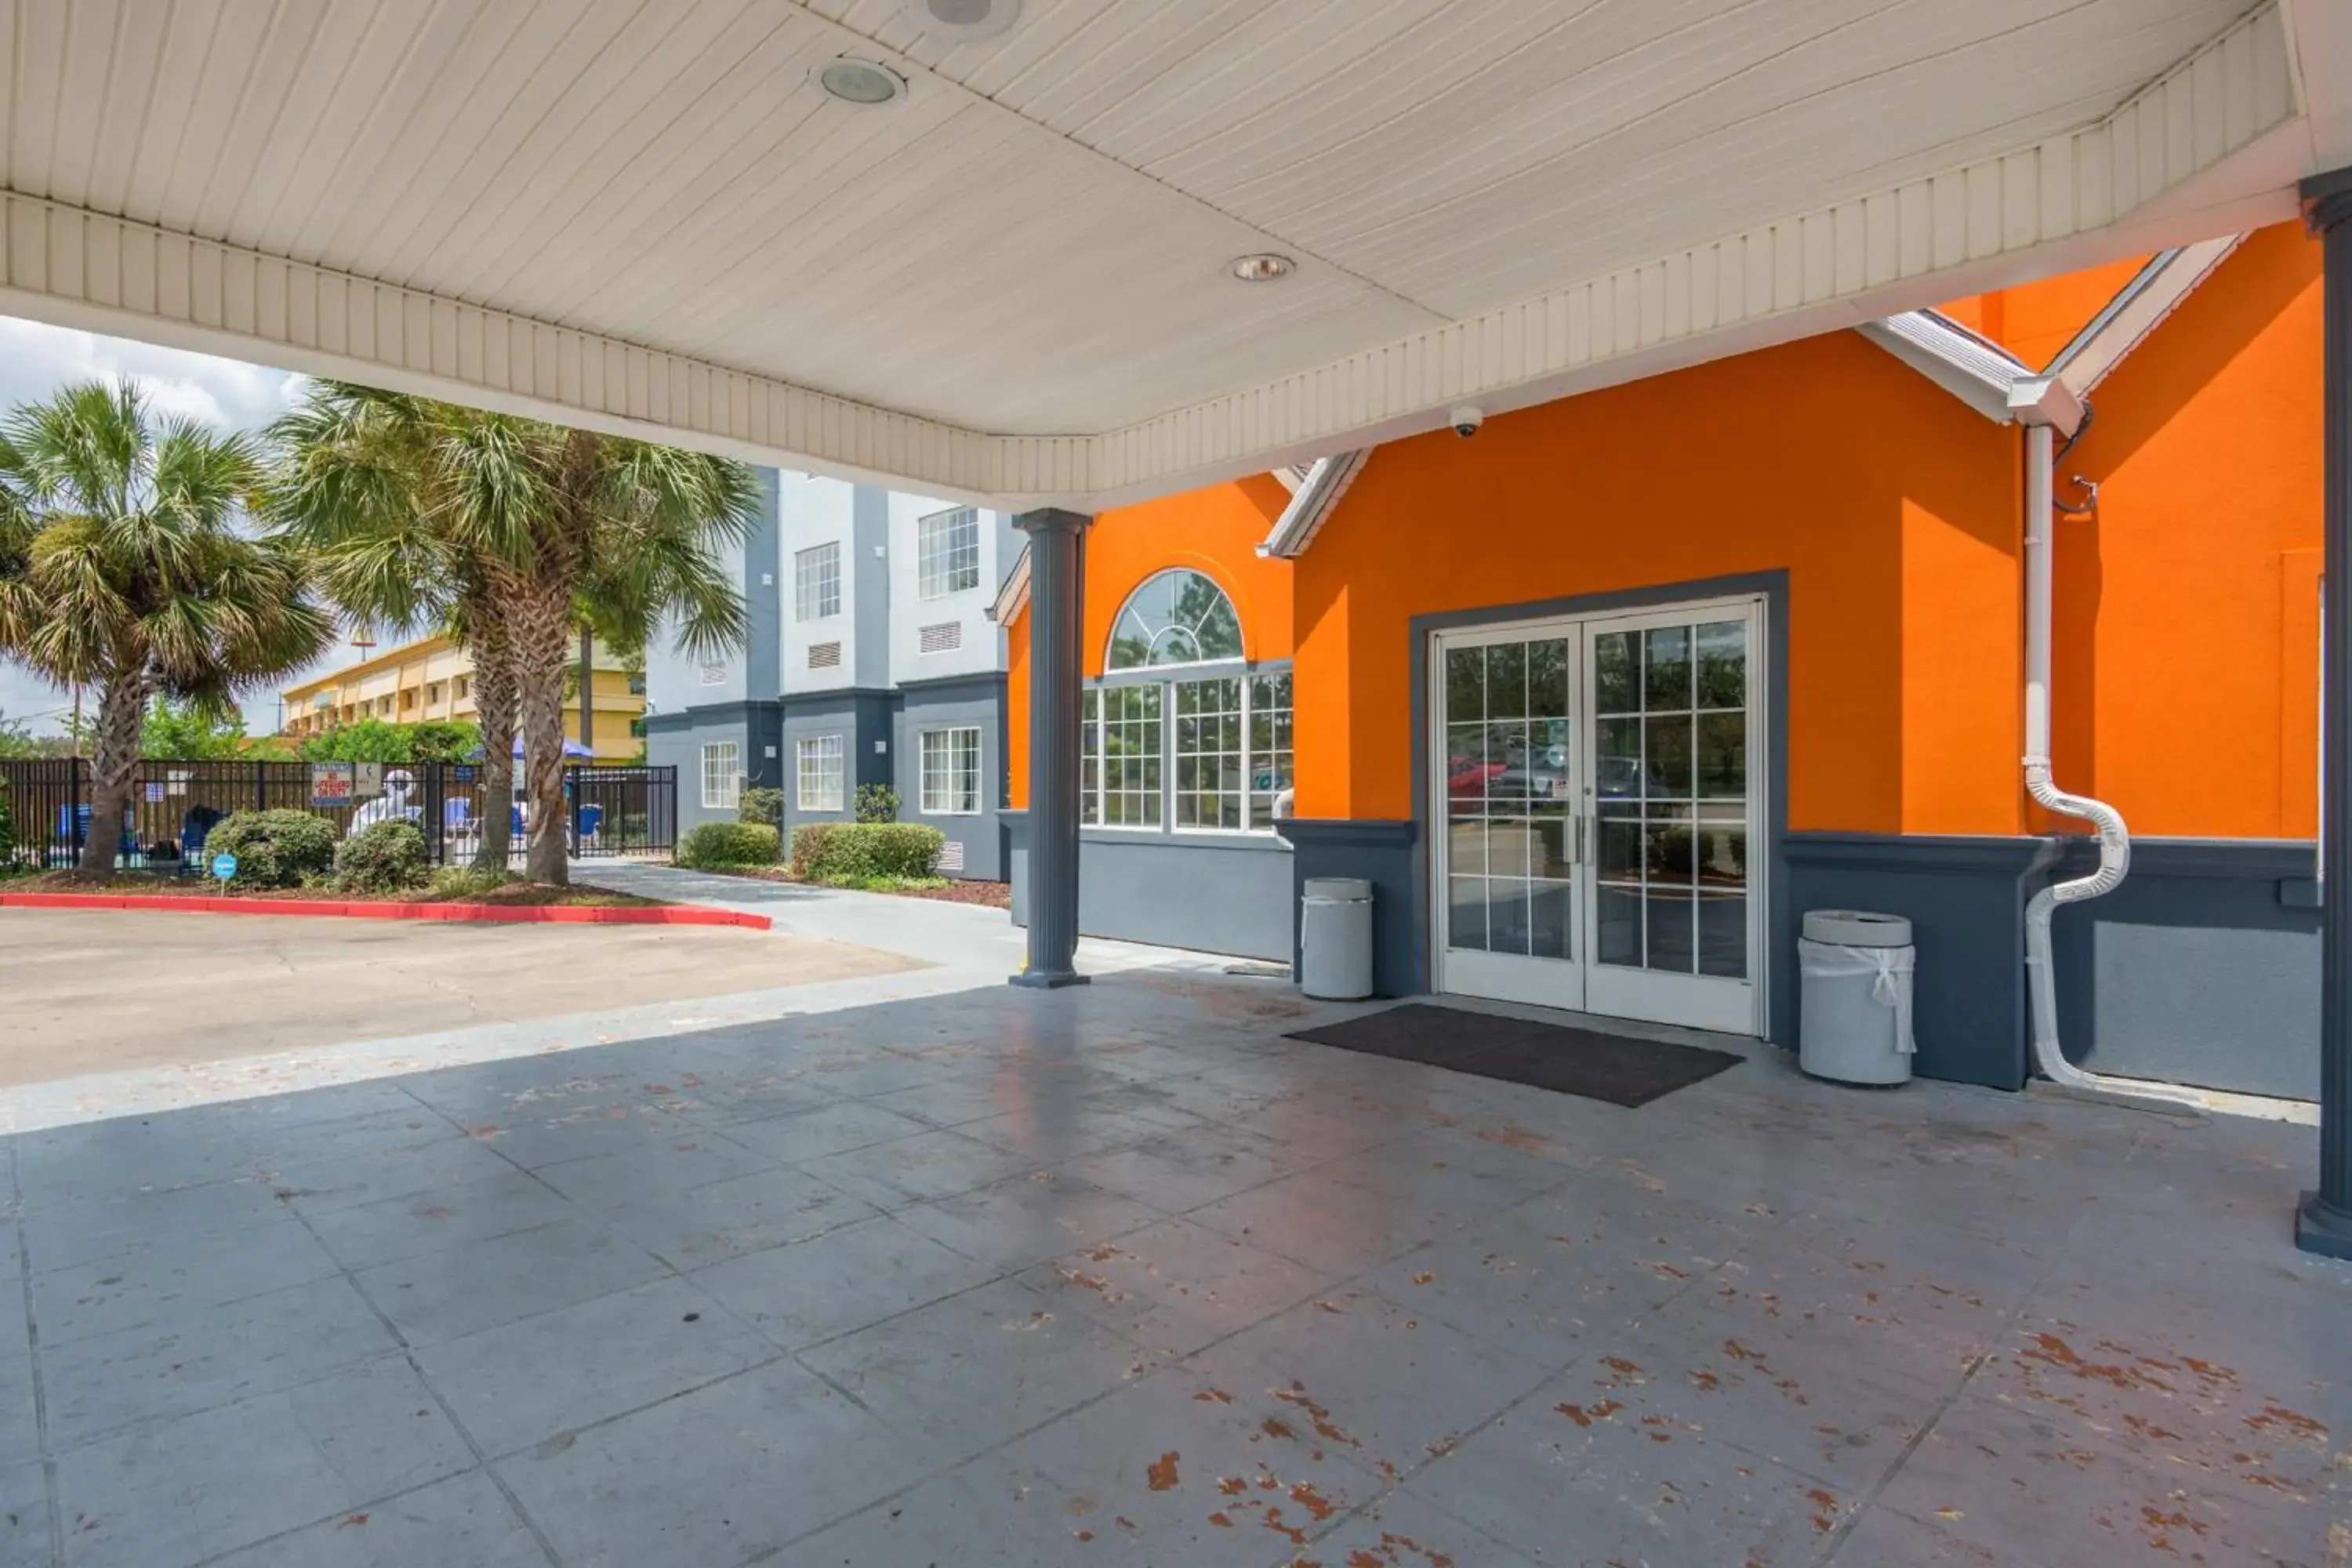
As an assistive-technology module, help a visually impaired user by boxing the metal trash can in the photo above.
[1299,877,1374,1000]
[1798,909,1916,1085]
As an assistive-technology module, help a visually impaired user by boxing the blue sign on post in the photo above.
[210,852,238,881]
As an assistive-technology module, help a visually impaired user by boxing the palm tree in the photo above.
[270,385,753,884]
[0,382,333,875]
[267,384,522,871]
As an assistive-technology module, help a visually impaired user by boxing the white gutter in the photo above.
[1864,247,2241,1111]
[986,540,1031,625]
[1258,449,1370,559]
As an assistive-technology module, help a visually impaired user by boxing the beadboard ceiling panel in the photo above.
[0,0,2330,506]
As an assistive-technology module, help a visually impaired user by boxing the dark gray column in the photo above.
[1011,508,1089,988]
[2302,166,2352,1261]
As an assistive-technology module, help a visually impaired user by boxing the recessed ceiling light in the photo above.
[1230,253,1295,283]
[815,56,907,106]
[901,0,1021,42]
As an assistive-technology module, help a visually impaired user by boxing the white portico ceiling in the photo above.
[0,0,2341,509]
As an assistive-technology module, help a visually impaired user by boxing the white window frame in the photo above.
[795,542,841,621]
[699,742,742,811]
[1081,669,1291,835]
[796,734,845,813]
[916,507,982,600]
[919,726,984,815]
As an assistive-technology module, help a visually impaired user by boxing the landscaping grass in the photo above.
[5,869,666,909]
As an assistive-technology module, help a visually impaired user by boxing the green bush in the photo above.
[678,821,781,869]
[790,822,943,882]
[0,774,15,869]
[206,809,338,891]
[738,786,786,829]
[855,782,899,824]
[332,818,430,894]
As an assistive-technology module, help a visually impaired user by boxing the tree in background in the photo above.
[292,717,479,764]
[0,383,332,875]
[141,696,251,760]
[271,384,752,884]
[269,384,520,872]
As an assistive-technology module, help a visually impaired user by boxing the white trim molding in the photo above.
[0,5,2305,514]
[1258,450,1371,560]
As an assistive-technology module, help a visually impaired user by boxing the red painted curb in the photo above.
[0,891,771,930]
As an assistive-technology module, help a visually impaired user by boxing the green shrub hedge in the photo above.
[0,775,15,869]
[332,818,430,894]
[738,786,785,829]
[678,821,781,869]
[206,809,338,890]
[789,822,944,881]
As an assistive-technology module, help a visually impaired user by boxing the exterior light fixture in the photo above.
[815,57,907,106]
[1230,253,1295,283]
[901,0,1022,42]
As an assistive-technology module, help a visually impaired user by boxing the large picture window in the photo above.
[700,742,741,810]
[1081,572,1291,832]
[920,727,983,815]
[795,542,840,621]
[917,507,981,599]
[796,734,844,812]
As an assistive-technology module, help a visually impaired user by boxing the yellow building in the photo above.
[278,633,644,760]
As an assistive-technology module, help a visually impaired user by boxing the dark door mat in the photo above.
[1285,1004,1744,1108]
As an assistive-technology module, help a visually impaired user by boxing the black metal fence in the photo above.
[0,759,676,873]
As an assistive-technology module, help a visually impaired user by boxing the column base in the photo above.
[1010,969,1091,990]
[2296,1191,2352,1261]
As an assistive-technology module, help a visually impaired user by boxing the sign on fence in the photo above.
[309,762,354,808]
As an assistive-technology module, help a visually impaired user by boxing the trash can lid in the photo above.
[1303,877,1373,902]
[1802,909,1912,947]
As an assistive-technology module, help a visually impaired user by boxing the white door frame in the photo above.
[1427,592,1769,1036]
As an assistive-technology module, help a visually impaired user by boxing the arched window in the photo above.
[1106,570,1244,670]
[1083,568,1291,833]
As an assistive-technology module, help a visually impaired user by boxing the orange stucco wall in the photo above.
[1007,475,1293,808]
[1005,223,2322,845]
[1294,329,2024,834]
[2043,221,2324,839]
[1940,253,2151,370]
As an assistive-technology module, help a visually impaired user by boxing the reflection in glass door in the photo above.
[1439,634,1577,1007]
[1583,608,1755,1033]
[1432,597,1762,1034]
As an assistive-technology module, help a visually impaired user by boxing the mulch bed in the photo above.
[704,866,1013,909]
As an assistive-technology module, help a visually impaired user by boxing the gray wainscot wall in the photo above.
[2049,837,2320,1102]
[1004,811,1294,962]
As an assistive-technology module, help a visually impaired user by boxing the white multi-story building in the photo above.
[644,471,1021,879]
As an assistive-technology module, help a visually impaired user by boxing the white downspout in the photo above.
[2018,419,2203,1112]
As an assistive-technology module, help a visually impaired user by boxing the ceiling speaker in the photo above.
[901,0,1021,42]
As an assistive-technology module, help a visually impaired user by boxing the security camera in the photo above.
[1449,405,1484,438]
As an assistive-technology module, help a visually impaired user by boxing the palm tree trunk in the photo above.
[466,611,517,874]
[508,579,575,887]
[79,675,147,877]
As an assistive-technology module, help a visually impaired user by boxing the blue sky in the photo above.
[0,317,344,736]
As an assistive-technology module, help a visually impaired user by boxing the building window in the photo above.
[700,742,741,810]
[1108,569,1243,670]
[1081,686,1163,826]
[796,543,840,621]
[453,674,470,699]
[917,507,981,599]
[1080,574,1291,833]
[1248,672,1294,828]
[920,727,982,815]
[797,735,844,812]
[1173,677,1243,829]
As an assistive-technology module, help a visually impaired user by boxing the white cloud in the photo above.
[0,315,325,735]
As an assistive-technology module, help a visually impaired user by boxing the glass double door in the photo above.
[1433,598,1761,1035]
